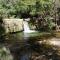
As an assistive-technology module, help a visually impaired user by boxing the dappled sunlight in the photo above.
[49,39,60,47]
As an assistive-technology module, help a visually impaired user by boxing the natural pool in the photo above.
[0,32,60,60]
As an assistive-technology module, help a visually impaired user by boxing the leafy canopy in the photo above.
[0,0,53,18]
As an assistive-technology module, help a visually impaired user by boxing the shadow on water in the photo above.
[0,32,60,60]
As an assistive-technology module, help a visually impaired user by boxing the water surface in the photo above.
[0,32,60,60]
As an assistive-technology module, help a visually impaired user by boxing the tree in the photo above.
[0,0,36,18]
[29,0,54,31]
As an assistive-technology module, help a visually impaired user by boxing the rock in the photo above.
[3,19,23,33]
[37,38,60,47]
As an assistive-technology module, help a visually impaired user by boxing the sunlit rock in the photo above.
[3,19,23,33]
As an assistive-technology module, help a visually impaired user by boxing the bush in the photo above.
[0,46,13,60]
[45,16,55,31]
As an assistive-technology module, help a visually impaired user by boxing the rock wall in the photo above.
[3,19,23,33]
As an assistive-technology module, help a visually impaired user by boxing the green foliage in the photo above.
[30,0,54,31]
[0,0,35,18]
[35,0,53,15]
[0,0,53,18]
[45,16,55,31]
[0,46,13,60]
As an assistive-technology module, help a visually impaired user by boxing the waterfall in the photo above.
[23,19,35,33]
[23,21,30,32]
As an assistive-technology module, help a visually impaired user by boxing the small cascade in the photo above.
[23,19,35,33]
[23,21,30,33]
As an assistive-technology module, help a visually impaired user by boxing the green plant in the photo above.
[45,16,55,31]
[0,46,13,60]
[0,0,53,18]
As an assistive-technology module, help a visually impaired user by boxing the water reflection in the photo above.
[0,32,60,60]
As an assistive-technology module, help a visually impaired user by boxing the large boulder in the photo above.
[3,19,23,33]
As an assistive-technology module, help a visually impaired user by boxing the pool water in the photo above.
[0,32,60,60]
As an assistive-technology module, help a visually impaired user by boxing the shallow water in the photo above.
[0,32,60,60]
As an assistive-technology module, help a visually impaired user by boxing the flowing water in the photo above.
[23,21,35,33]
